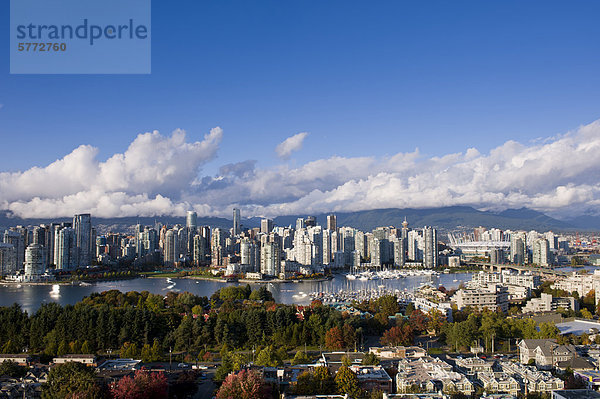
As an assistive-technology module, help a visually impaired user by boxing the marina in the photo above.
[346,268,440,281]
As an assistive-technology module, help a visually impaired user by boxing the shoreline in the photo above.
[0,277,138,286]
[0,268,475,287]
[148,275,331,284]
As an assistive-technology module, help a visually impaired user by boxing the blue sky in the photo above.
[2,1,600,218]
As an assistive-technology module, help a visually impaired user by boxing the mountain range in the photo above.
[0,206,598,234]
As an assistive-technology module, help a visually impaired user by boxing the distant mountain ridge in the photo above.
[269,206,580,232]
[0,206,596,233]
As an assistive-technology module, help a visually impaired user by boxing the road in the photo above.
[194,369,216,399]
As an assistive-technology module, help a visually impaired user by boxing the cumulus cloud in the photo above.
[0,128,222,218]
[3,121,600,219]
[275,132,309,159]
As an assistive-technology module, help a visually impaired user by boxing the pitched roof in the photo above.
[519,339,557,350]
[557,357,596,370]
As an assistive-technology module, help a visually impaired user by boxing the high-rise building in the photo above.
[322,229,332,265]
[392,237,405,267]
[373,227,391,264]
[164,229,178,266]
[533,238,550,266]
[24,244,44,278]
[423,226,438,268]
[3,230,25,271]
[193,234,206,265]
[47,223,60,266]
[370,238,382,266]
[260,241,280,276]
[261,218,273,234]
[134,224,144,256]
[326,214,337,231]
[355,231,366,260]
[304,216,316,228]
[186,211,198,230]
[55,227,75,270]
[240,238,259,270]
[401,217,409,257]
[510,233,526,265]
[0,243,17,276]
[73,214,92,267]
[233,208,241,236]
[407,230,423,261]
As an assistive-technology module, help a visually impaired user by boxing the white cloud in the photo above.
[3,121,600,219]
[0,128,222,218]
[275,132,309,159]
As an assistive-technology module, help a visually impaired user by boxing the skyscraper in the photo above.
[3,230,24,271]
[186,211,198,230]
[392,236,405,267]
[233,208,241,236]
[326,214,337,231]
[55,227,75,270]
[423,226,438,268]
[260,240,280,276]
[24,244,44,278]
[164,229,178,266]
[73,214,92,267]
[533,238,550,266]
[0,243,16,276]
[304,216,316,228]
[510,233,526,265]
[261,218,273,234]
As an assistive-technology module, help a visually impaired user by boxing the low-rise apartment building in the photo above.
[499,361,565,392]
[396,356,474,395]
[477,372,521,396]
[523,293,579,313]
[452,284,509,313]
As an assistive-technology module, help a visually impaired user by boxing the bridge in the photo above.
[465,261,569,278]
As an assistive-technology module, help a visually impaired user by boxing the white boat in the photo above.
[346,274,357,280]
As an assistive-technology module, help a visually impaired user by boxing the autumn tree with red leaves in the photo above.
[110,370,168,399]
[380,323,414,346]
[216,369,271,399]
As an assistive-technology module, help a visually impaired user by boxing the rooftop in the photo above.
[556,319,600,336]
[552,389,600,399]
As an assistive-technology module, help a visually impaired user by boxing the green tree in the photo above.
[42,362,103,399]
[255,345,282,367]
[80,340,91,354]
[0,360,27,378]
[249,286,274,302]
[335,366,360,397]
[292,350,311,365]
[57,340,68,356]
[312,366,336,394]
[150,340,162,362]
[581,308,593,319]
[361,352,380,366]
